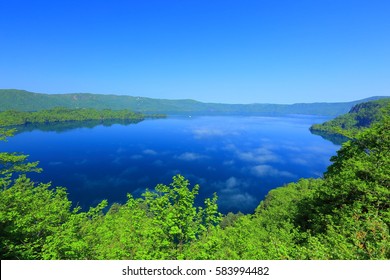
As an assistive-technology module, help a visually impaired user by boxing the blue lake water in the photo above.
[0,115,340,214]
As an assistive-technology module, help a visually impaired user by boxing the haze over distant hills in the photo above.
[0,89,388,116]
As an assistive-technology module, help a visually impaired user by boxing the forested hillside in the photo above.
[0,107,164,127]
[310,98,390,138]
[1,113,389,259]
[0,89,387,116]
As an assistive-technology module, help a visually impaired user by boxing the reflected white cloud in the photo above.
[281,144,302,152]
[175,152,208,161]
[220,192,257,206]
[143,149,157,155]
[223,143,237,151]
[116,147,127,154]
[130,154,143,160]
[192,124,242,140]
[251,164,295,178]
[212,177,250,193]
[237,149,280,163]
[193,128,226,138]
[287,145,335,169]
[226,143,281,164]
[223,160,235,166]
[226,176,239,188]
[291,158,309,165]
[207,176,257,212]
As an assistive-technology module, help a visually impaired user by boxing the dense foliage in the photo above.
[0,116,389,260]
[1,89,387,115]
[0,107,164,127]
[310,98,390,139]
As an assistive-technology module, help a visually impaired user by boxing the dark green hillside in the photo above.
[1,89,387,116]
[310,98,390,139]
[0,107,154,127]
[0,89,199,113]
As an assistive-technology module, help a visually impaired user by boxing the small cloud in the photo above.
[212,177,250,193]
[281,144,301,152]
[207,177,257,212]
[226,177,239,189]
[218,192,258,213]
[223,160,235,166]
[193,128,226,138]
[223,144,237,151]
[291,158,309,165]
[116,147,127,154]
[251,165,295,178]
[175,152,208,161]
[236,147,280,164]
[143,149,157,156]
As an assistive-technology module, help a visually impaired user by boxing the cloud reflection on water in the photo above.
[12,115,339,214]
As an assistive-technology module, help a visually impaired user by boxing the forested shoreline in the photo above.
[0,107,389,259]
[0,107,165,127]
[310,98,390,139]
[1,89,387,116]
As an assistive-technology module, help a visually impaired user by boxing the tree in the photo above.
[0,128,73,259]
[143,175,221,258]
[298,117,390,259]
[0,176,73,259]
[0,128,41,190]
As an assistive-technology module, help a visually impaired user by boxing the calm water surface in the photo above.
[1,115,340,213]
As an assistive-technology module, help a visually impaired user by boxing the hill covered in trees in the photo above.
[310,98,390,139]
[0,89,387,116]
[0,107,164,127]
[1,110,389,259]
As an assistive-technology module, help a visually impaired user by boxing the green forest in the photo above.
[0,107,389,260]
[310,98,390,139]
[1,89,387,116]
[0,107,166,127]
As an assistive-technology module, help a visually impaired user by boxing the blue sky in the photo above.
[1,0,389,104]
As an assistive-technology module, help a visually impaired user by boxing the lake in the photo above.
[1,115,340,214]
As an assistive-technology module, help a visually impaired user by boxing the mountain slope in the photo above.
[0,89,388,116]
[310,98,390,138]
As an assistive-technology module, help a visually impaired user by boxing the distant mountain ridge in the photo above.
[0,89,388,116]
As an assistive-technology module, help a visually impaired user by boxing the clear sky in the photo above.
[0,0,389,104]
